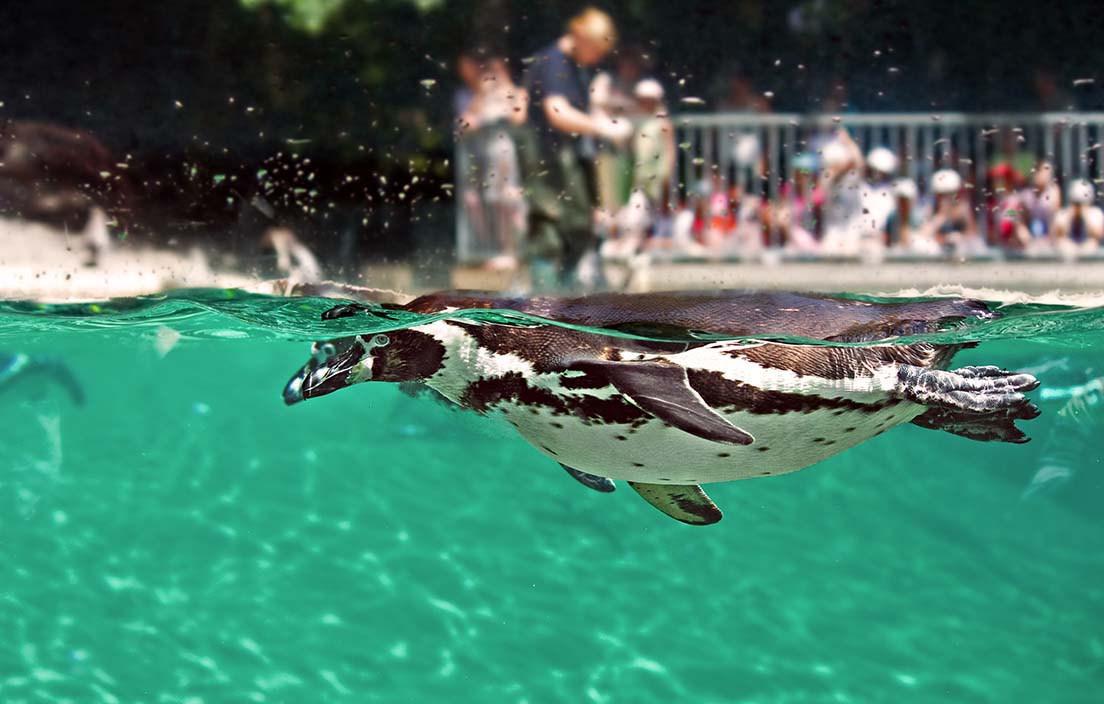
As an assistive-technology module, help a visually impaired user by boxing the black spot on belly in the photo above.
[550,422,563,429]
[813,437,825,443]
[844,427,856,432]
[632,462,645,468]
[540,445,558,456]
[761,471,772,475]
[757,446,770,452]
[615,435,627,441]
[717,452,730,458]
[825,440,836,446]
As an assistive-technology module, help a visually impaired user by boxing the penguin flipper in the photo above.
[583,360,754,446]
[628,482,722,525]
[560,464,616,492]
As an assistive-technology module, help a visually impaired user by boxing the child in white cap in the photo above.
[1051,178,1104,256]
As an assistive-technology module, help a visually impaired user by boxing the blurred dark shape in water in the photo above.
[0,352,83,519]
[1024,376,1103,499]
[0,352,85,406]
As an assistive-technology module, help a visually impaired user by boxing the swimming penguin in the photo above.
[282,291,1039,526]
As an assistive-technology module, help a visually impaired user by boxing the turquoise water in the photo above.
[1,290,1103,703]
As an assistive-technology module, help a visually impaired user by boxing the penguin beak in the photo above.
[283,338,370,405]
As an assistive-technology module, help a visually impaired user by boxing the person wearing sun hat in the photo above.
[916,168,980,257]
[629,78,675,206]
[862,146,900,239]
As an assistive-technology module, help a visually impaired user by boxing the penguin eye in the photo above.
[371,334,390,348]
[321,343,336,356]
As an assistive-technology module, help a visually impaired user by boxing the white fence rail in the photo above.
[456,112,1104,262]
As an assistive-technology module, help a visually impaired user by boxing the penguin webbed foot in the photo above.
[896,364,1039,415]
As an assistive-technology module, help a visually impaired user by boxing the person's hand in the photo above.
[596,116,633,144]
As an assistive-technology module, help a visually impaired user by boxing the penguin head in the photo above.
[283,329,445,404]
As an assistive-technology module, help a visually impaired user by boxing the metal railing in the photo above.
[455,112,1104,262]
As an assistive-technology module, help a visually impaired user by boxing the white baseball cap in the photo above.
[867,147,898,175]
[633,78,664,101]
[821,141,850,170]
[1068,178,1095,204]
[893,177,918,200]
[932,169,962,195]
[733,133,760,166]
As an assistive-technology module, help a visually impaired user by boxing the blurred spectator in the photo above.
[818,129,869,256]
[919,169,981,257]
[455,51,528,272]
[993,128,1034,181]
[668,195,707,256]
[732,185,767,257]
[771,153,819,254]
[989,163,1031,250]
[630,79,676,206]
[591,46,651,215]
[520,6,630,289]
[1051,179,1104,256]
[599,78,676,261]
[1021,159,1062,239]
[863,146,899,236]
[601,189,650,259]
[703,176,735,251]
[1034,68,1075,111]
[717,68,772,114]
[883,178,920,250]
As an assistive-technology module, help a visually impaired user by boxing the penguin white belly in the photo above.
[494,394,925,484]
[419,324,933,484]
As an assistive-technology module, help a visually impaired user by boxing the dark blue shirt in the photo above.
[523,41,594,157]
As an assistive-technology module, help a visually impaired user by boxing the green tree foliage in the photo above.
[240,0,443,34]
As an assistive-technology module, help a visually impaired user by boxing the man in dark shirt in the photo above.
[520,7,630,289]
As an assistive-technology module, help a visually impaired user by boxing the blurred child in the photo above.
[630,79,676,206]
[1051,178,1104,257]
[1021,159,1062,239]
[918,169,982,257]
[883,178,920,250]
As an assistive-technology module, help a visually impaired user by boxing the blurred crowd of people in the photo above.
[660,131,1104,263]
[455,8,1104,289]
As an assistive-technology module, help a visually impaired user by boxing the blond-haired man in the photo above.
[520,7,630,289]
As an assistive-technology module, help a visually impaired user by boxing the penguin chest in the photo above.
[468,377,924,485]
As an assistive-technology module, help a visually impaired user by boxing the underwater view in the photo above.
[7,1,1104,701]
[1,289,1102,703]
